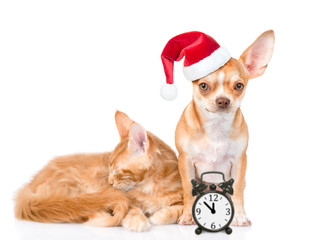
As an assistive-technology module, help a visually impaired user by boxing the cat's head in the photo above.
[108,111,155,191]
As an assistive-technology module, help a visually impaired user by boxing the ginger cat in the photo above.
[15,111,183,231]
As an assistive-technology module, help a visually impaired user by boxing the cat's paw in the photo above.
[177,212,195,225]
[150,205,183,225]
[84,212,110,227]
[122,213,151,232]
[231,214,252,226]
[149,210,168,225]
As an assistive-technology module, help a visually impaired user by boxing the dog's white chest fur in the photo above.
[185,113,246,182]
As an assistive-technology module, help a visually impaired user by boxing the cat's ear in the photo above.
[129,123,148,153]
[115,111,134,139]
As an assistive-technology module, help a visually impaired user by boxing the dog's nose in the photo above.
[216,97,230,109]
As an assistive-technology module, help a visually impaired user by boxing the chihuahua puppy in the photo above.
[173,30,275,226]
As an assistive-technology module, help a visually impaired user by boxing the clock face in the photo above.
[192,191,234,231]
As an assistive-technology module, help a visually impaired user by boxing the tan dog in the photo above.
[162,30,274,226]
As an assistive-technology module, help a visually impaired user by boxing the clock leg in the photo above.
[195,227,202,235]
[225,227,232,235]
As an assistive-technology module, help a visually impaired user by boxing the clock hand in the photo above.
[212,202,216,214]
[203,201,215,214]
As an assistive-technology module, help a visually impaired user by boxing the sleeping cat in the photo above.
[15,111,183,231]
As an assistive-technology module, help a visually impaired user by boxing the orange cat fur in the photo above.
[15,111,183,231]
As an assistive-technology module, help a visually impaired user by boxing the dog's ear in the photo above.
[239,30,275,79]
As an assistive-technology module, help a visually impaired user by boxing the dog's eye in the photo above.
[199,83,209,91]
[234,83,244,91]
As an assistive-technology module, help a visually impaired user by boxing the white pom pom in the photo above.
[160,83,177,101]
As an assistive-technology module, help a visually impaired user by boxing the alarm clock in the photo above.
[191,171,235,235]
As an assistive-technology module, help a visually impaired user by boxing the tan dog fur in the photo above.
[176,30,275,226]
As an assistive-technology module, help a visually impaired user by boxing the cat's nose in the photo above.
[108,176,114,185]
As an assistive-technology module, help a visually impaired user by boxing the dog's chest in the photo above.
[186,120,246,181]
[190,138,232,180]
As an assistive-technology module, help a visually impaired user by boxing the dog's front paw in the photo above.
[231,214,252,226]
[177,212,195,225]
[122,213,151,232]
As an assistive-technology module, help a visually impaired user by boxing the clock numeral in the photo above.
[196,208,201,215]
[211,222,216,229]
[226,208,231,215]
[214,194,218,201]
[209,194,219,202]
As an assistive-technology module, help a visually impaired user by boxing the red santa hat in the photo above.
[160,31,231,101]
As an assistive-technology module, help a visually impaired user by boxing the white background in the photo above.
[1,0,309,239]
